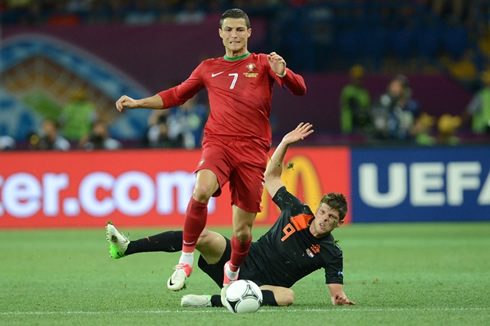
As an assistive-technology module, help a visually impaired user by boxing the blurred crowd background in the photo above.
[0,0,489,151]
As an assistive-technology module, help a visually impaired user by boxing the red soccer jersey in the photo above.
[158,53,306,148]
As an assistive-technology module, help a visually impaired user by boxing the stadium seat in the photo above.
[441,27,468,60]
[415,28,441,63]
[337,30,362,65]
[390,29,415,61]
[360,29,389,69]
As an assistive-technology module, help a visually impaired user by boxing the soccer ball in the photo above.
[223,279,263,314]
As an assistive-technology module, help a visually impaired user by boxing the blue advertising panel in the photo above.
[351,146,490,222]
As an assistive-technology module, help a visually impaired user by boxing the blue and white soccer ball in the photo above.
[224,279,263,313]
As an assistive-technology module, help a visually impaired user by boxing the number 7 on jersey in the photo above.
[228,73,238,89]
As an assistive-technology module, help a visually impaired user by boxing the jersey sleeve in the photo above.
[324,245,344,284]
[158,64,205,108]
[272,186,305,212]
[273,67,307,96]
[258,54,306,96]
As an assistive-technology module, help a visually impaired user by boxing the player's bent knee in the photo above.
[276,292,294,306]
[192,185,213,202]
[196,229,211,245]
[196,230,226,264]
[197,230,221,247]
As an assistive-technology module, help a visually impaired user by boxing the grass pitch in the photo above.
[0,222,489,325]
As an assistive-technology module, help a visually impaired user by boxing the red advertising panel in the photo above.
[0,148,350,228]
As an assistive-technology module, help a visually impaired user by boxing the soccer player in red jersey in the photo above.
[115,8,306,299]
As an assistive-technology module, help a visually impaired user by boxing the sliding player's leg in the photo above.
[105,222,183,259]
[259,285,294,306]
[182,286,292,308]
[105,224,226,261]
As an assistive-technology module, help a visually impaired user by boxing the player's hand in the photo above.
[115,95,137,112]
[332,294,356,306]
[282,122,314,146]
[267,52,286,77]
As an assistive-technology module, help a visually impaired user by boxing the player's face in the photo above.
[310,203,342,238]
[219,18,251,57]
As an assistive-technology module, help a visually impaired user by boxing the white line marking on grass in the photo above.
[289,307,490,312]
[1,307,488,315]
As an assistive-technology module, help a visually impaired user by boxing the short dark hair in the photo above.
[220,8,250,29]
[320,193,348,221]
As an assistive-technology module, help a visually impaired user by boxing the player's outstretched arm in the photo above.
[327,284,355,306]
[115,94,164,112]
[264,122,314,197]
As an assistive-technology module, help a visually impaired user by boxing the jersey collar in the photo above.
[224,52,250,61]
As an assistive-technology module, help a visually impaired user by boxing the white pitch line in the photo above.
[0,307,488,316]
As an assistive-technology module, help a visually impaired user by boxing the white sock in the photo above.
[179,251,194,266]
